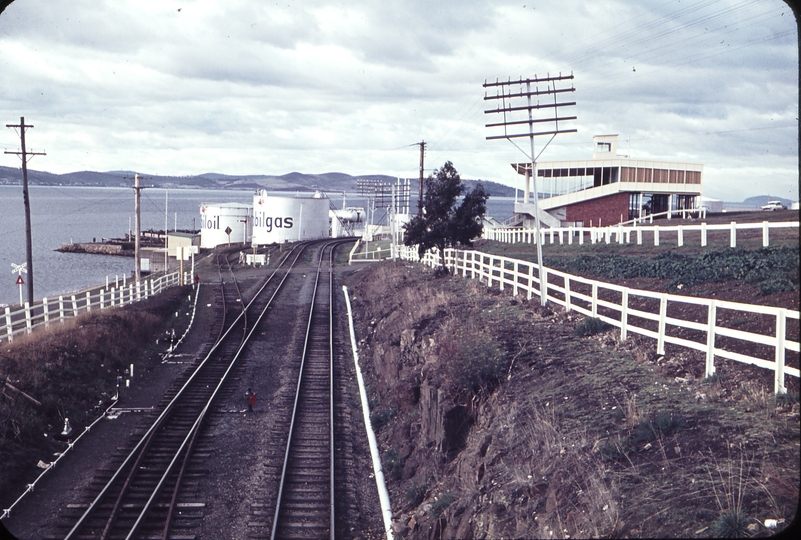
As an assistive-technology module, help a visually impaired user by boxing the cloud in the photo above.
[0,0,797,202]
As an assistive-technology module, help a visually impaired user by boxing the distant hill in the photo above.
[0,166,516,197]
[742,195,795,207]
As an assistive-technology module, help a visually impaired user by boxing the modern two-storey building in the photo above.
[512,134,703,228]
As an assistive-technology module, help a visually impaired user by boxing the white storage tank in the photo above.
[252,191,329,245]
[199,203,253,248]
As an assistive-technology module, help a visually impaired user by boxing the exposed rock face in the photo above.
[346,259,799,539]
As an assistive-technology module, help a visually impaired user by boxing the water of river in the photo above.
[0,185,516,306]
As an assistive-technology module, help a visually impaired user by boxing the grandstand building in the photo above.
[512,134,703,228]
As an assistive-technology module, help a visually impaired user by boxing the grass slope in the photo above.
[0,287,189,503]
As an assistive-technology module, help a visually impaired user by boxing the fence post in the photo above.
[654,225,660,246]
[705,301,717,378]
[499,258,505,291]
[637,228,642,245]
[730,221,736,248]
[618,224,624,244]
[541,267,548,303]
[527,263,534,300]
[129,284,134,304]
[677,225,684,247]
[4,306,12,342]
[513,261,519,296]
[43,297,49,327]
[24,302,32,334]
[620,290,629,341]
[71,295,78,317]
[564,276,572,312]
[100,289,105,309]
[579,228,584,245]
[762,221,769,248]
[775,310,787,394]
[591,282,598,317]
[568,226,573,245]
[59,296,65,323]
[701,222,707,247]
[657,295,667,355]
[86,291,92,312]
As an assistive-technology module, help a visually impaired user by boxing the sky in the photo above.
[0,0,798,202]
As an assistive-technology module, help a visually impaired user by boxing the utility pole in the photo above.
[414,140,426,216]
[5,117,45,304]
[483,74,577,306]
[133,174,144,283]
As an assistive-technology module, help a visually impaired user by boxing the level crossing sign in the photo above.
[15,275,24,285]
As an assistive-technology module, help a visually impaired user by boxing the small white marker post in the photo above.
[11,262,27,306]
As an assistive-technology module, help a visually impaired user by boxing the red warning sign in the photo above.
[15,275,24,285]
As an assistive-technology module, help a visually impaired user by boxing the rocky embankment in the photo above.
[344,261,798,539]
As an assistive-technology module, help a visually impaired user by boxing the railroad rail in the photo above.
[270,241,339,539]
[59,245,306,540]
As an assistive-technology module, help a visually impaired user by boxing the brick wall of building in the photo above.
[563,192,630,227]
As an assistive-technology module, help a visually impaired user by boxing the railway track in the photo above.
[57,245,307,540]
[270,241,338,539]
[35,238,384,540]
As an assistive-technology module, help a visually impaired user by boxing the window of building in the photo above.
[621,167,635,182]
[652,194,669,213]
[629,193,640,220]
[601,167,617,185]
[597,142,611,153]
[669,170,685,183]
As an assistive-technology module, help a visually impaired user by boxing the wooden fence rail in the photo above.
[1,271,182,344]
[485,220,799,248]
[398,245,799,394]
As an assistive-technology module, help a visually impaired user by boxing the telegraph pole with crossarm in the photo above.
[483,74,577,306]
[5,117,46,304]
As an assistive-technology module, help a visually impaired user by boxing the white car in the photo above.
[761,201,786,211]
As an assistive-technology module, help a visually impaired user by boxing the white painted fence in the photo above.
[485,220,799,249]
[1,271,182,343]
[398,245,799,394]
[348,239,389,264]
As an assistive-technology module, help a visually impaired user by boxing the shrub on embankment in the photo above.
[0,287,186,502]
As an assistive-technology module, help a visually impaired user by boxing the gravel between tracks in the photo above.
[3,249,385,540]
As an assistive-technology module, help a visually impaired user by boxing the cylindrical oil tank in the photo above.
[199,203,253,248]
[252,191,329,245]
